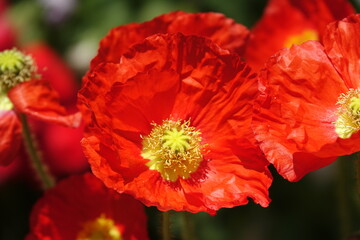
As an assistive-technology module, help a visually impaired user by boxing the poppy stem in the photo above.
[356,153,360,199]
[336,156,352,238]
[162,211,171,240]
[20,113,55,190]
[180,211,195,240]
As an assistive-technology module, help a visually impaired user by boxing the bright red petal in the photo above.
[90,11,248,68]
[323,14,360,89]
[167,12,249,55]
[245,0,354,70]
[253,41,349,181]
[8,80,81,128]
[0,110,21,166]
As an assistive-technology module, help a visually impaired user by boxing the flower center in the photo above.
[284,29,319,48]
[141,119,204,182]
[77,214,122,240]
[0,91,13,111]
[0,49,36,92]
[335,89,360,138]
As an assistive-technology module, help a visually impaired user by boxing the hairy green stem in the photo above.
[20,113,55,190]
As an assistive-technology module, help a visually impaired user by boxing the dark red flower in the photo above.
[79,33,272,214]
[26,173,148,240]
[0,12,16,51]
[245,0,354,70]
[253,14,360,181]
[0,0,16,50]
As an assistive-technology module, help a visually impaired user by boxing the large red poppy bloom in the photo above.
[26,173,148,240]
[253,14,360,182]
[245,0,354,71]
[79,33,272,214]
[0,49,81,166]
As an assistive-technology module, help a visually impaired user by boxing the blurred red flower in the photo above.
[79,33,272,214]
[0,0,16,51]
[253,14,360,181]
[26,173,148,240]
[245,0,354,70]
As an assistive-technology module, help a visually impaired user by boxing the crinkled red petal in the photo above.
[245,0,354,71]
[323,14,360,89]
[90,11,248,68]
[27,173,148,240]
[167,12,249,56]
[80,33,272,213]
[253,40,356,181]
[0,110,21,166]
[8,80,81,128]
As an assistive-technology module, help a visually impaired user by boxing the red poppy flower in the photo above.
[90,11,249,69]
[79,33,272,214]
[245,0,354,71]
[0,49,81,166]
[26,173,148,240]
[253,14,360,182]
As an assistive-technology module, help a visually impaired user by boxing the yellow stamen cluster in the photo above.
[284,29,319,48]
[141,119,204,182]
[335,89,360,139]
[77,214,122,240]
[0,48,36,92]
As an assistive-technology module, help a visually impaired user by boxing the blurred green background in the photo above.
[1,0,360,239]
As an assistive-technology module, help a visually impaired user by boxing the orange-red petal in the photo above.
[90,11,249,68]
[253,38,360,181]
[8,80,81,128]
[245,0,354,71]
[323,14,360,89]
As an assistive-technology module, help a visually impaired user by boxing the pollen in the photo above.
[77,214,122,240]
[0,48,37,92]
[284,29,319,48]
[141,119,204,182]
[335,89,360,139]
